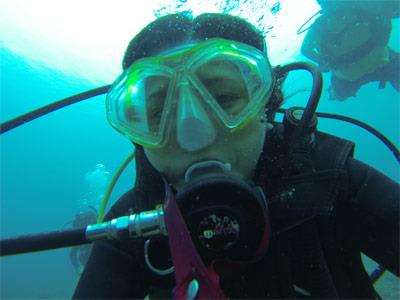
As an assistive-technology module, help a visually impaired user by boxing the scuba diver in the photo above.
[301,0,400,100]
[69,207,98,275]
[70,13,399,299]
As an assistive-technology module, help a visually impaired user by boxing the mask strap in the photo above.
[162,180,226,300]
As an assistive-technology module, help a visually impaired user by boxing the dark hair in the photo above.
[122,13,266,70]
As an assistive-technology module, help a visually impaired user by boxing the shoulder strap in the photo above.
[312,131,355,171]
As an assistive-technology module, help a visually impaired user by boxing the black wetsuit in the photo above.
[73,131,399,299]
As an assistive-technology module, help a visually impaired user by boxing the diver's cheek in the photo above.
[143,147,189,187]
[233,122,268,178]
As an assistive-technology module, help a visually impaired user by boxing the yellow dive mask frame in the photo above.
[106,38,274,148]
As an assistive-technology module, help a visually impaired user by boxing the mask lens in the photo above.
[144,76,170,133]
[194,51,270,127]
[107,67,171,146]
[195,58,251,117]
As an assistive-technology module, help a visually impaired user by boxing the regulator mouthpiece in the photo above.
[185,160,232,183]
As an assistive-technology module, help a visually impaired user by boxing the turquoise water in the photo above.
[1,5,399,300]
[0,48,135,298]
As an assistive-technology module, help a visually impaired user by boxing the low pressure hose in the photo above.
[276,62,322,138]
[274,63,322,174]
[0,207,166,256]
[0,228,87,256]
[0,85,111,134]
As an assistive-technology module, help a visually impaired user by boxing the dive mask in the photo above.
[106,38,274,149]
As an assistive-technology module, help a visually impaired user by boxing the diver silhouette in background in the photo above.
[301,0,399,100]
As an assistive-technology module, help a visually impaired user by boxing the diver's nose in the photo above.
[176,83,216,152]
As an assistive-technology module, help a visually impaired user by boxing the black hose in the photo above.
[0,85,111,134]
[0,228,88,256]
[277,62,322,138]
[276,109,400,163]
[274,63,398,164]
[276,63,323,175]
[316,112,400,163]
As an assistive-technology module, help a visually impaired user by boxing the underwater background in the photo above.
[0,0,399,299]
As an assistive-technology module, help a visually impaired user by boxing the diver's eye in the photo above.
[216,93,247,115]
[125,107,141,123]
[150,108,163,120]
[216,93,239,105]
[147,89,167,119]
[148,90,167,103]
